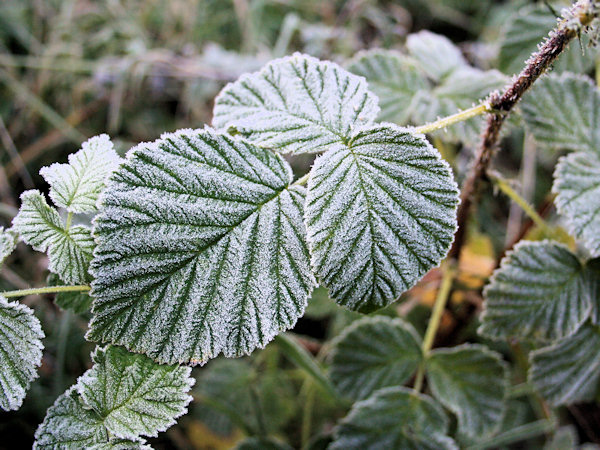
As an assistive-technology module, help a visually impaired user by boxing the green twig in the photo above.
[1,285,91,298]
[414,102,491,135]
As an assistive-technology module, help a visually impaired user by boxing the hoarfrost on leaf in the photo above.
[425,344,508,438]
[0,296,44,411]
[89,129,315,365]
[329,316,423,400]
[11,190,95,284]
[553,152,600,258]
[406,31,466,82]
[77,345,194,439]
[480,241,592,342]
[0,227,17,267]
[529,324,600,406]
[40,134,122,213]
[305,124,459,313]
[330,387,457,450]
[212,53,379,154]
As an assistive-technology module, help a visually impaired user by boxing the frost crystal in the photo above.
[90,129,315,365]
[40,134,122,213]
[0,295,44,411]
[213,53,379,154]
[305,124,459,313]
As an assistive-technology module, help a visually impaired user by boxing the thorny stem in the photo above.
[414,102,492,135]
[1,285,91,298]
[413,263,455,392]
[448,0,596,260]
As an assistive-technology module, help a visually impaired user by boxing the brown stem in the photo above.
[448,4,589,260]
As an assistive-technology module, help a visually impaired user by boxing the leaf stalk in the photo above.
[1,285,91,298]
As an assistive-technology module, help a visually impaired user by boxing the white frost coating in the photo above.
[347,49,427,124]
[329,316,423,400]
[426,344,508,438]
[305,123,459,313]
[480,241,592,342]
[330,386,457,450]
[0,296,44,411]
[212,53,380,154]
[522,73,600,153]
[12,190,95,284]
[553,152,600,257]
[40,134,122,213]
[406,31,466,82]
[89,129,315,365]
[77,345,194,439]
[529,324,600,406]
[0,227,17,267]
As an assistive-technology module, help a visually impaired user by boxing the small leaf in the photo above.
[426,344,508,438]
[553,151,600,257]
[406,31,466,81]
[34,388,107,449]
[0,296,44,411]
[90,129,315,365]
[77,345,194,439]
[12,190,95,284]
[480,241,591,342]
[329,316,423,400]
[0,227,17,267]
[347,50,427,124]
[40,134,122,213]
[213,53,379,154]
[521,73,599,153]
[330,387,457,450]
[529,323,600,406]
[305,124,459,313]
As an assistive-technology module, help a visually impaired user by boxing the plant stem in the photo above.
[466,418,556,450]
[294,173,310,186]
[448,0,592,260]
[413,263,455,392]
[489,172,552,235]
[414,102,491,135]
[1,285,91,298]
[65,212,73,231]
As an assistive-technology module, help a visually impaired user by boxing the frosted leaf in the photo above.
[329,316,423,400]
[426,344,508,438]
[212,53,379,154]
[89,438,152,450]
[553,152,600,257]
[521,74,599,153]
[0,296,44,411]
[480,241,592,342]
[40,134,122,213]
[347,50,427,124]
[529,324,600,406]
[406,31,466,82]
[305,124,459,313]
[34,388,107,449]
[77,345,194,440]
[12,190,95,284]
[89,129,315,365]
[330,387,457,450]
[498,4,597,76]
[0,227,17,267]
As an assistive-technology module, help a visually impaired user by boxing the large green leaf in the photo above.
[426,344,508,438]
[35,345,193,448]
[305,124,459,313]
[0,296,44,411]
[12,190,95,284]
[40,134,122,213]
[480,241,592,342]
[0,227,17,267]
[529,324,600,406]
[330,387,457,449]
[329,316,423,400]
[89,129,315,365]
[213,53,379,154]
[521,74,599,153]
[498,4,597,76]
[77,345,194,439]
[347,50,427,124]
[553,152,600,257]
